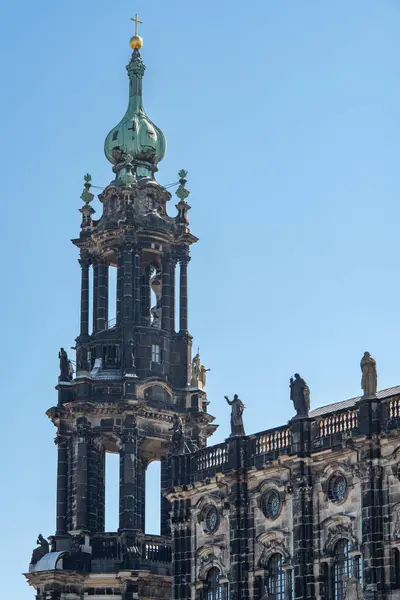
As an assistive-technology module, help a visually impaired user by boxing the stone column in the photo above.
[55,433,69,535]
[227,435,251,600]
[79,255,90,337]
[160,457,171,536]
[171,498,192,600]
[179,256,190,332]
[119,417,141,532]
[358,397,386,598]
[75,422,89,531]
[132,246,141,325]
[96,262,108,331]
[87,438,104,533]
[92,261,99,333]
[116,249,124,326]
[122,244,133,322]
[161,255,172,331]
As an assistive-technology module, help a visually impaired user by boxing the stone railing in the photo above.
[389,397,400,420]
[142,535,171,563]
[318,408,359,437]
[255,426,292,455]
[196,443,229,471]
[91,533,171,564]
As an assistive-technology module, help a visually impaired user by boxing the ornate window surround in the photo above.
[256,479,285,521]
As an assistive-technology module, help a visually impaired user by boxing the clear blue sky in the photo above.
[2,0,400,597]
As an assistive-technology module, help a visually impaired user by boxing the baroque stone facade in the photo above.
[23,19,400,600]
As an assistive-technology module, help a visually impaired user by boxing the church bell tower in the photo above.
[25,17,216,600]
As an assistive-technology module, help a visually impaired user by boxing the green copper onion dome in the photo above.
[104,39,166,184]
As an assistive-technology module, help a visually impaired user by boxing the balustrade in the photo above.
[196,444,228,471]
[255,427,291,455]
[318,409,359,437]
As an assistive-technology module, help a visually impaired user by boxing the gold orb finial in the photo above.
[130,14,143,49]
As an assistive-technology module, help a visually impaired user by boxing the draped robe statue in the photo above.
[290,373,310,418]
[361,352,377,397]
[224,394,245,436]
[30,534,49,565]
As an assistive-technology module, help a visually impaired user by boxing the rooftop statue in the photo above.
[361,352,377,398]
[30,534,49,566]
[290,373,310,418]
[190,349,210,389]
[59,348,73,382]
[224,394,246,437]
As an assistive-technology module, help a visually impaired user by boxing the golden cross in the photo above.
[131,13,143,36]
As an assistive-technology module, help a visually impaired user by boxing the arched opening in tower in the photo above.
[145,459,161,535]
[104,451,119,532]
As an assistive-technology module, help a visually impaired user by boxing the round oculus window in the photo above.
[262,491,281,519]
[205,506,219,533]
[328,474,348,503]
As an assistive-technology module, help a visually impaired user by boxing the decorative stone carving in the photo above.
[290,373,310,418]
[324,518,358,553]
[257,532,289,568]
[170,414,184,454]
[360,352,377,398]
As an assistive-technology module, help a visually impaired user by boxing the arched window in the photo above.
[265,553,286,600]
[206,568,228,600]
[334,540,353,600]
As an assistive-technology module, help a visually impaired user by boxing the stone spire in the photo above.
[104,18,166,185]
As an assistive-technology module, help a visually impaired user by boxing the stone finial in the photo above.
[80,173,94,205]
[175,170,191,225]
[175,169,190,202]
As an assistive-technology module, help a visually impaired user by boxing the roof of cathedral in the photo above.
[310,385,400,417]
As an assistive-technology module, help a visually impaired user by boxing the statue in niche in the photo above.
[30,534,49,565]
[224,394,246,436]
[290,373,310,418]
[361,352,377,397]
[170,414,184,454]
[150,266,162,329]
[77,347,90,372]
[125,339,137,375]
[59,348,73,382]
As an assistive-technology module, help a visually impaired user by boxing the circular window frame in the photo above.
[327,473,348,504]
[203,505,220,534]
[262,490,281,520]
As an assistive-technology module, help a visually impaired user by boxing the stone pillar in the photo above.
[289,417,315,600]
[75,421,89,531]
[133,246,141,324]
[161,255,172,331]
[119,416,141,532]
[55,433,69,535]
[179,255,190,332]
[116,249,123,326]
[122,244,133,322]
[87,438,104,533]
[160,457,171,536]
[140,265,151,326]
[227,436,251,600]
[358,397,385,599]
[171,498,192,600]
[96,262,108,331]
[79,255,90,337]
[92,261,99,333]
